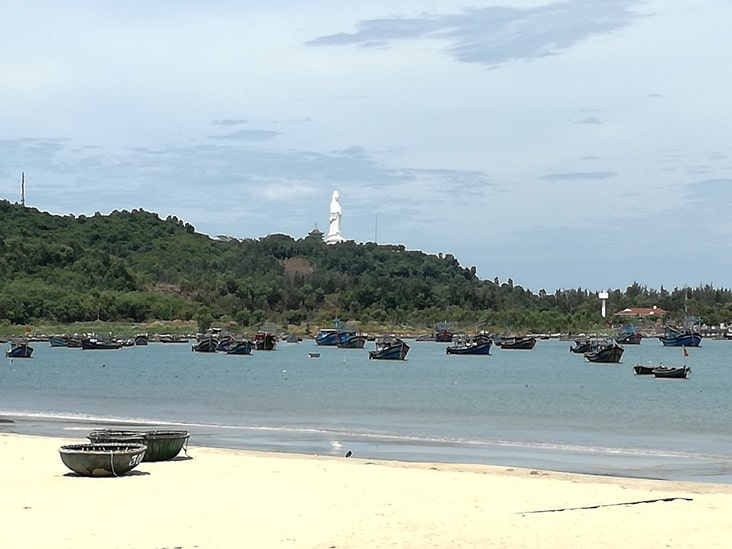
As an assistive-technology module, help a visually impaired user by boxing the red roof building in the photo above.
[614,306,667,317]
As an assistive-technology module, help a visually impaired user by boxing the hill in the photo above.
[0,200,730,334]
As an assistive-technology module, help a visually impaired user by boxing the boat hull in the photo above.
[658,333,702,347]
[434,330,454,343]
[49,336,68,347]
[192,337,218,352]
[446,341,492,355]
[254,333,277,351]
[87,430,189,462]
[584,345,624,363]
[5,343,33,358]
[653,366,690,379]
[59,443,147,476]
[369,341,410,360]
[496,337,536,350]
[225,340,253,355]
[315,330,339,346]
[337,335,367,349]
[81,339,122,350]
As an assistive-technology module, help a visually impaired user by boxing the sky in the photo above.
[2,0,732,293]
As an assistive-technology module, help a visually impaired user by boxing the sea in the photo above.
[2,337,731,483]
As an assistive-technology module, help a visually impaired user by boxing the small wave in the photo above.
[2,410,727,462]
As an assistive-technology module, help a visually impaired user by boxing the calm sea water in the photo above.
[2,337,730,483]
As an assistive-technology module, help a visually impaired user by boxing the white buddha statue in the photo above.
[325,190,345,243]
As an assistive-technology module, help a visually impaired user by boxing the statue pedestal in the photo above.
[325,232,345,244]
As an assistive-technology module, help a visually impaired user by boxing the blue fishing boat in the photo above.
[569,337,596,353]
[369,338,410,360]
[658,324,702,347]
[49,335,69,347]
[6,342,33,358]
[336,331,367,349]
[316,318,362,347]
[216,335,236,352]
[614,324,642,345]
[446,334,492,355]
[314,328,339,346]
[225,340,253,355]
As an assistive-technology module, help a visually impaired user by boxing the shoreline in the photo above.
[2,432,732,547]
[3,413,732,486]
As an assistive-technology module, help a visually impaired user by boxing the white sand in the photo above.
[1,433,730,548]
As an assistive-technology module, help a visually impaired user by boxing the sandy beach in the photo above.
[1,433,730,548]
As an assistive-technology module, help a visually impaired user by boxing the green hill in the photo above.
[1,200,730,335]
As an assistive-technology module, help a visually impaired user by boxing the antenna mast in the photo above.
[21,172,26,206]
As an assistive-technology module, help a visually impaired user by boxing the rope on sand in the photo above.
[520,496,693,514]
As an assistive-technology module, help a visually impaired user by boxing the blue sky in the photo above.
[2,0,731,293]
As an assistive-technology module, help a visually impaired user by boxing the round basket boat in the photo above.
[87,429,190,462]
[59,443,147,477]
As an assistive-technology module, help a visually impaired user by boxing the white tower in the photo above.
[599,291,609,318]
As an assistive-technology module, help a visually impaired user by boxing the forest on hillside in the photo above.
[1,199,731,334]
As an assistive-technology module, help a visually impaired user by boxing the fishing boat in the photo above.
[446,335,492,355]
[192,335,218,352]
[134,333,149,346]
[216,335,236,352]
[314,328,339,346]
[615,324,643,345]
[434,322,454,343]
[225,340,253,355]
[653,366,691,379]
[569,337,597,353]
[369,338,410,360]
[49,335,69,347]
[658,322,702,347]
[495,336,536,350]
[659,297,702,347]
[254,331,277,351]
[81,337,122,350]
[336,332,367,349]
[633,363,689,377]
[5,342,33,358]
[583,338,624,363]
[633,364,660,375]
[158,334,189,343]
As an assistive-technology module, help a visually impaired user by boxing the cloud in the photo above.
[306,0,644,66]
[542,171,617,182]
[209,129,281,141]
[212,119,249,126]
[575,117,602,125]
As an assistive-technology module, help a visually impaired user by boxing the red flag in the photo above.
[683,346,689,357]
